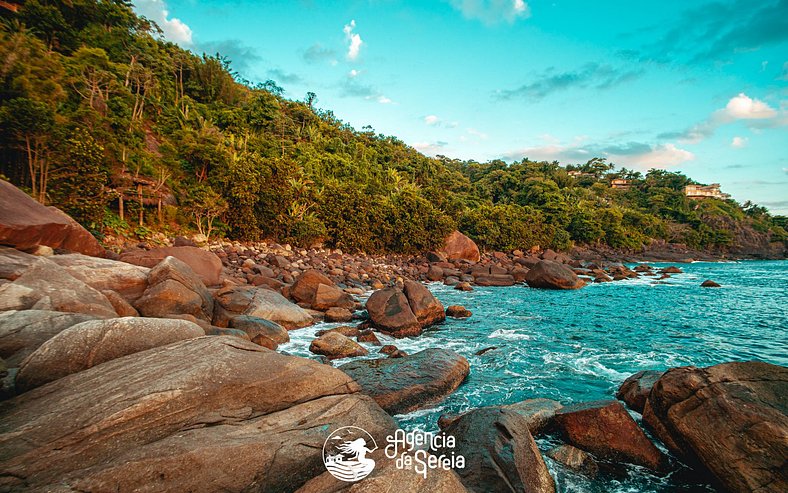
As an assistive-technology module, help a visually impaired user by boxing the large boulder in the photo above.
[0,180,105,257]
[616,370,663,413]
[120,246,223,286]
[402,280,445,327]
[524,260,585,290]
[439,407,555,493]
[312,283,355,311]
[297,453,469,493]
[0,310,94,367]
[0,336,397,492]
[0,259,117,318]
[229,315,289,344]
[310,332,369,360]
[365,287,421,337]
[15,317,205,392]
[49,254,149,303]
[134,256,214,323]
[553,400,666,471]
[439,398,562,436]
[339,348,469,415]
[643,361,788,493]
[291,270,339,307]
[0,247,37,281]
[213,284,313,329]
[440,230,480,263]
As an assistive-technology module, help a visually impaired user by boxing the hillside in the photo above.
[0,0,785,257]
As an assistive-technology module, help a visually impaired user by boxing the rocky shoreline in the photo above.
[1,186,786,492]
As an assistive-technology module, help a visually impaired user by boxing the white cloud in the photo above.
[134,0,192,46]
[348,69,360,78]
[731,136,748,148]
[413,141,449,155]
[377,96,393,104]
[722,93,777,120]
[449,0,531,25]
[343,20,363,60]
[424,115,440,125]
[614,143,694,168]
[467,127,489,140]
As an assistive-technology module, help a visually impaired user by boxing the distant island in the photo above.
[0,1,785,259]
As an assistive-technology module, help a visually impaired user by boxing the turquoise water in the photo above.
[283,260,788,492]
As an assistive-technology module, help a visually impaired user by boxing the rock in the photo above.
[0,259,117,318]
[339,348,469,414]
[660,266,683,274]
[365,287,421,337]
[49,254,149,303]
[0,180,105,256]
[547,445,599,477]
[309,332,368,360]
[505,398,563,435]
[324,307,353,323]
[100,289,139,317]
[616,370,663,413]
[454,282,473,292]
[173,236,196,247]
[388,350,407,358]
[290,269,334,305]
[379,344,398,355]
[426,251,448,263]
[134,256,214,323]
[643,361,788,493]
[700,279,721,287]
[120,246,223,286]
[15,317,205,392]
[0,247,37,281]
[402,280,445,328]
[229,315,289,344]
[426,265,444,281]
[316,326,360,338]
[524,260,585,290]
[0,337,397,492]
[357,330,381,345]
[251,333,277,349]
[474,346,496,356]
[440,407,555,493]
[440,230,480,263]
[312,283,355,311]
[296,452,469,493]
[554,400,666,471]
[446,305,472,318]
[213,285,313,330]
[474,274,516,286]
[0,310,95,367]
[206,327,251,340]
[1,367,17,401]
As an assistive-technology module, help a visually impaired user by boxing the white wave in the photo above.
[488,328,533,340]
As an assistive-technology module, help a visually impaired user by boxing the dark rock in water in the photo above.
[547,445,599,478]
[365,287,421,337]
[643,361,788,493]
[16,317,205,392]
[446,305,472,318]
[403,280,445,328]
[0,180,105,257]
[554,400,667,471]
[356,329,381,345]
[0,310,94,367]
[309,332,368,360]
[0,337,397,492]
[439,407,556,493]
[440,230,480,263]
[660,266,683,274]
[315,325,360,338]
[455,281,473,291]
[475,274,516,286]
[525,260,585,290]
[616,370,663,413]
[474,346,497,356]
[120,246,223,286]
[379,344,399,355]
[339,348,469,414]
[700,279,721,288]
[324,306,353,322]
[230,315,289,344]
[388,349,408,358]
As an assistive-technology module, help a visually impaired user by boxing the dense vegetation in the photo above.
[1,0,785,254]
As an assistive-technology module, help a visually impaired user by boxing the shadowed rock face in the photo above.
[643,361,788,493]
[0,310,95,367]
[440,407,556,493]
[402,280,445,327]
[0,336,397,492]
[339,348,469,415]
[0,180,105,257]
[365,288,421,337]
[134,256,214,323]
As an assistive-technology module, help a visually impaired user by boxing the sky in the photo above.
[133,0,788,214]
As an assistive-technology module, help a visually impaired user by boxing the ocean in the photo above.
[282,260,788,492]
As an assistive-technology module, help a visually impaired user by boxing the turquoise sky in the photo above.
[134,0,788,214]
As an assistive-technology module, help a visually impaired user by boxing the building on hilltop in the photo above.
[684,183,731,200]
[611,178,632,190]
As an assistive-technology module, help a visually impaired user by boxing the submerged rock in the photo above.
[339,348,469,415]
[700,279,721,287]
[446,305,472,318]
[439,407,556,493]
[524,260,585,290]
[547,445,599,478]
[643,361,788,493]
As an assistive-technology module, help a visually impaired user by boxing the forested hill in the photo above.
[1,0,785,256]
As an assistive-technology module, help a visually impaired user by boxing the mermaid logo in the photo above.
[323,426,378,482]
